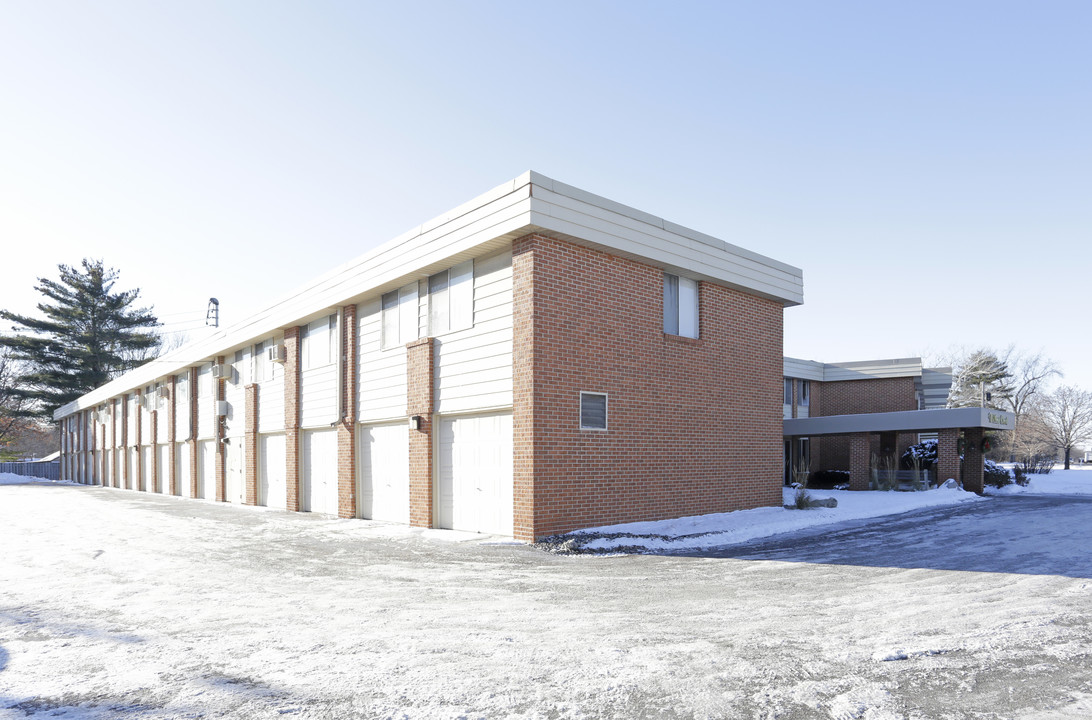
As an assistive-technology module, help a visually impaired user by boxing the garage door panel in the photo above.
[358,423,409,523]
[157,445,171,494]
[197,439,216,499]
[437,412,512,536]
[260,434,287,510]
[302,429,338,515]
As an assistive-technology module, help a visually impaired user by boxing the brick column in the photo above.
[136,398,145,491]
[963,427,985,494]
[337,304,358,519]
[407,337,435,528]
[512,237,536,541]
[245,384,259,505]
[937,428,961,487]
[189,367,199,498]
[215,355,226,502]
[849,433,871,490]
[121,394,129,489]
[99,422,106,487]
[82,410,90,484]
[150,408,158,493]
[284,327,302,512]
[167,376,177,495]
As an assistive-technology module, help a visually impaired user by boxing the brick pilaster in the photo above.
[245,383,259,505]
[962,427,984,494]
[135,398,143,491]
[215,355,226,502]
[167,376,176,495]
[512,238,536,541]
[99,422,106,487]
[337,304,358,519]
[849,432,871,491]
[407,337,435,528]
[937,428,961,487]
[121,394,129,489]
[150,408,158,493]
[189,367,199,498]
[284,327,301,512]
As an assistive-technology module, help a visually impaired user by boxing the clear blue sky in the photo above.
[2,2,1089,388]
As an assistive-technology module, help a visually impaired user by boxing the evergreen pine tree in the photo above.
[0,259,160,419]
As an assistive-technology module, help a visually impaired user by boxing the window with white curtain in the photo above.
[381,282,419,349]
[663,273,699,339]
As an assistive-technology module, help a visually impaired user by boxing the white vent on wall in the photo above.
[215,401,229,417]
[211,363,231,380]
[267,344,287,364]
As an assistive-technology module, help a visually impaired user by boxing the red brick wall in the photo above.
[513,234,784,541]
[188,367,199,499]
[284,327,301,512]
[215,355,226,502]
[407,337,434,528]
[816,377,918,470]
[337,304,358,518]
[245,383,259,505]
[167,376,176,496]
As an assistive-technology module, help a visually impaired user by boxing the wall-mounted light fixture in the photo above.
[409,415,423,431]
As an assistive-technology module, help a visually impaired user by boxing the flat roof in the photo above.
[56,172,803,420]
[784,407,1015,436]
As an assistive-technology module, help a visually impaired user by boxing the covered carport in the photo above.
[784,407,1014,494]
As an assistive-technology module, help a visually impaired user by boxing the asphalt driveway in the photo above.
[2,483,1091,719]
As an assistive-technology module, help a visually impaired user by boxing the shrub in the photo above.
[901,440,938,471]
[1013,466,1030,486]
[983,459,1012,488]
[807,469,850,489]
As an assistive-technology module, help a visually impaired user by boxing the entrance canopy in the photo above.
[784,407,1014,437]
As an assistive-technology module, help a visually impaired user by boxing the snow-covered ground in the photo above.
[3,475,1092,718]
[564,467,1092,554]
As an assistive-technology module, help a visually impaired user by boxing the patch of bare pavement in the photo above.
[2,482,1091,719]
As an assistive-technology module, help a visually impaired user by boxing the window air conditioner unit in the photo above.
[267,344,287,364]
[216,401,229,417]
[157,386,169,399]
[211,363,231,380]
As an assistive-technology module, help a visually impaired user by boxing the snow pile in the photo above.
[987,467,1092,496]
[562,485,987,553]
[0,472,69,486]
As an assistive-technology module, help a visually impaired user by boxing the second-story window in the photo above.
[799,380,810,407]
[784,379,793,405]
[663,273,699,339]
[428,260,473,336]
[302,314,336,370]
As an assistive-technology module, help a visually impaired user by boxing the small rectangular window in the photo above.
[580,392,608,430]
[428,260,473,336]
[799,380,810,407]
[784,379,793,405]
[663,273,699,339]
[382,282,419,349]
[302,314,336,370]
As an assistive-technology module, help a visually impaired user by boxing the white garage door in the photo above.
[105,450,115,488]
[437,412,513,536]
[225,438,245,504]
[302,429,338,515]
[197,439,217,500]
[357,423,409,523]
[127,447,138,490]
[260,434,287,510]
[141,447,152,492]
[176,444,191,498]
[157,444,171,494]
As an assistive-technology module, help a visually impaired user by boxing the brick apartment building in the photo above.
[54,172,804,541]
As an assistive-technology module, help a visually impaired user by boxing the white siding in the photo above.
[435,249,513,414]
[140,388,153,440]
[196,363,215,439]
[300,364,338,428]
[155,384,169,444]
[225,439,245,504]
[175,373,191,441]
[358,297,409,423]
[224,350,247,438]
[254,338,286,433]
[176,445,191,497]
[141,447,152,491]
[127,395,139,446]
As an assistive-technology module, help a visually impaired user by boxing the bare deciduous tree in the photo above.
[996,346,1062,462]
[1033,386,1092,470]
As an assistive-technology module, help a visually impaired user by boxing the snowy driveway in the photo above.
[3,483,1092,719]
